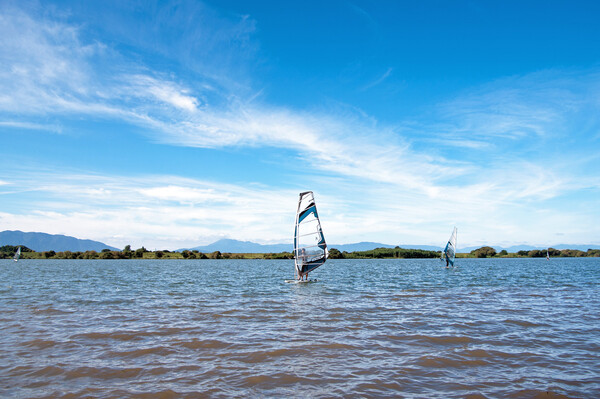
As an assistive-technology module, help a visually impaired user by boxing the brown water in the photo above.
[1,258,599,398]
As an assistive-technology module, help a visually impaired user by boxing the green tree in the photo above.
[498,249,508,256]
[100,251,115,259]
[528,249,544,258]
[328,248,344,259]
[471,246,496,258]
[134,247,146,258]
[155,251,164,258]
[587,249,600,257]
[548,248,560,257]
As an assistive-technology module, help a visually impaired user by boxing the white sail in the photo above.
[294,191,328,279]
[13,246,21,262]
[443,227,457,267]
[546,248,550,260]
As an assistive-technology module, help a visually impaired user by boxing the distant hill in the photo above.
[0,230,119,252]
[179,239,442,253]
[180,239,291,253]
[460,244,600,253]
[179,239,600,254]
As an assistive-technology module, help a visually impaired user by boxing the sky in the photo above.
[0,0,599,250]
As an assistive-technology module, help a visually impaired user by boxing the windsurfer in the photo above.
[298,248,307,280]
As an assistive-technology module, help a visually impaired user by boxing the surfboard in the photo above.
[285,279,318,284]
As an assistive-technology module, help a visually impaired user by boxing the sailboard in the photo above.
[289,191,328,282]
[443,227,457,268]
[13,246,21,262]
[546,248,550,260]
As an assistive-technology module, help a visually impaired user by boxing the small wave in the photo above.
[234,347,311,363]
[499,308,526,313]
[354,380,405,392]
[313,342,357,350]
[129,389,182,399]
[71,329,176,341]
[504,319,545,327]
[32,307,72,315]
[31,365,65,377]
[243,372,314,386]
[65,366,143,380]
[38,388,185,399]
[21,339,58,349]
[406,334,473,345]
[107,346,176,358]
[459,349,492,358]
[456,348,537,361]
[417,355,489,368]
[506,389,570,399]
[176,338,231,350]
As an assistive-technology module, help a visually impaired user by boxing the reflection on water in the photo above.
[1,258,599,398]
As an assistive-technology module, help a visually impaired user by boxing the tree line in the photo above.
[1,245,598,260]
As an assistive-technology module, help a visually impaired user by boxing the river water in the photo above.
[1,258,598,398]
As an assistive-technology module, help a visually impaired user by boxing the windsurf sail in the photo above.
[546,248,550,260]
[13,246,21,262]
[443,227,457,267]
[294,191,328,279]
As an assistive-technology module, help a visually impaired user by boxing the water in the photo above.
[1,258,599,398]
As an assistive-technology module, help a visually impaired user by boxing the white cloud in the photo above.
[127,75,199,112]
[0,120,63,133]
[0,171,302,249]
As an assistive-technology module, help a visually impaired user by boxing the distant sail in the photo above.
[294,191,328,278]
[444,227,457,267]
[13,246,21,262]
[546,248,550,260]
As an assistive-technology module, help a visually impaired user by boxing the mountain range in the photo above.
[0,230,119,252]
[178,239,600,253]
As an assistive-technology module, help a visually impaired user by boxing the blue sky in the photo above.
[1,0,599,250]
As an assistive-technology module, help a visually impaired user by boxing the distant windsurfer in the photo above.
[445,256,449,268]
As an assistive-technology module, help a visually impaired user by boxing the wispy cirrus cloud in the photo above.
[361,67,393,91]
[0,2,454,198]
[0,120,63,133]
[430,69,600,144]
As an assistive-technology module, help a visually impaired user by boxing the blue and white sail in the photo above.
[294,191,328,278]
[13,246,21,262]
[443,227,457,267]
